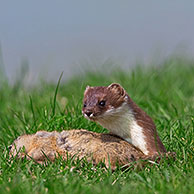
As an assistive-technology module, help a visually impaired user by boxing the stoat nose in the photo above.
[85,111,93,117]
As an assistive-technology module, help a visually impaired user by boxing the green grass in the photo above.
[0,56,194,193]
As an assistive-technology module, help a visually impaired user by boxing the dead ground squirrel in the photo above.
[9,83,168,170]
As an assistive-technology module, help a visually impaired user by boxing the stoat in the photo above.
[82,83,166,156]
[9,83,167,170]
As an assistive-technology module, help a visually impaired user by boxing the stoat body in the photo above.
[10,83,167,170]
[82,83,166,156]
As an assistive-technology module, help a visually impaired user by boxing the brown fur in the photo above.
[127,96,166,155]
[10,130,147,170]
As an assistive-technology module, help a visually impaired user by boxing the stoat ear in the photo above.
[84,85,91,95]
[108,83,126,97]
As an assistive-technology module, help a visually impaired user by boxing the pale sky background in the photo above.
[0,0,194,83]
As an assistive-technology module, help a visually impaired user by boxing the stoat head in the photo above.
[82,83,129,121]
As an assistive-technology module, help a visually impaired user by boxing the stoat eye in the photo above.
[83,103,87,108]
[99,100,106,106]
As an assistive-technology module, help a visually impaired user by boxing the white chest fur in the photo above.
[97,102,149,155]
[126,120,149,155]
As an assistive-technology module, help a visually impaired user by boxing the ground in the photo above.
[0,56,194,193]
